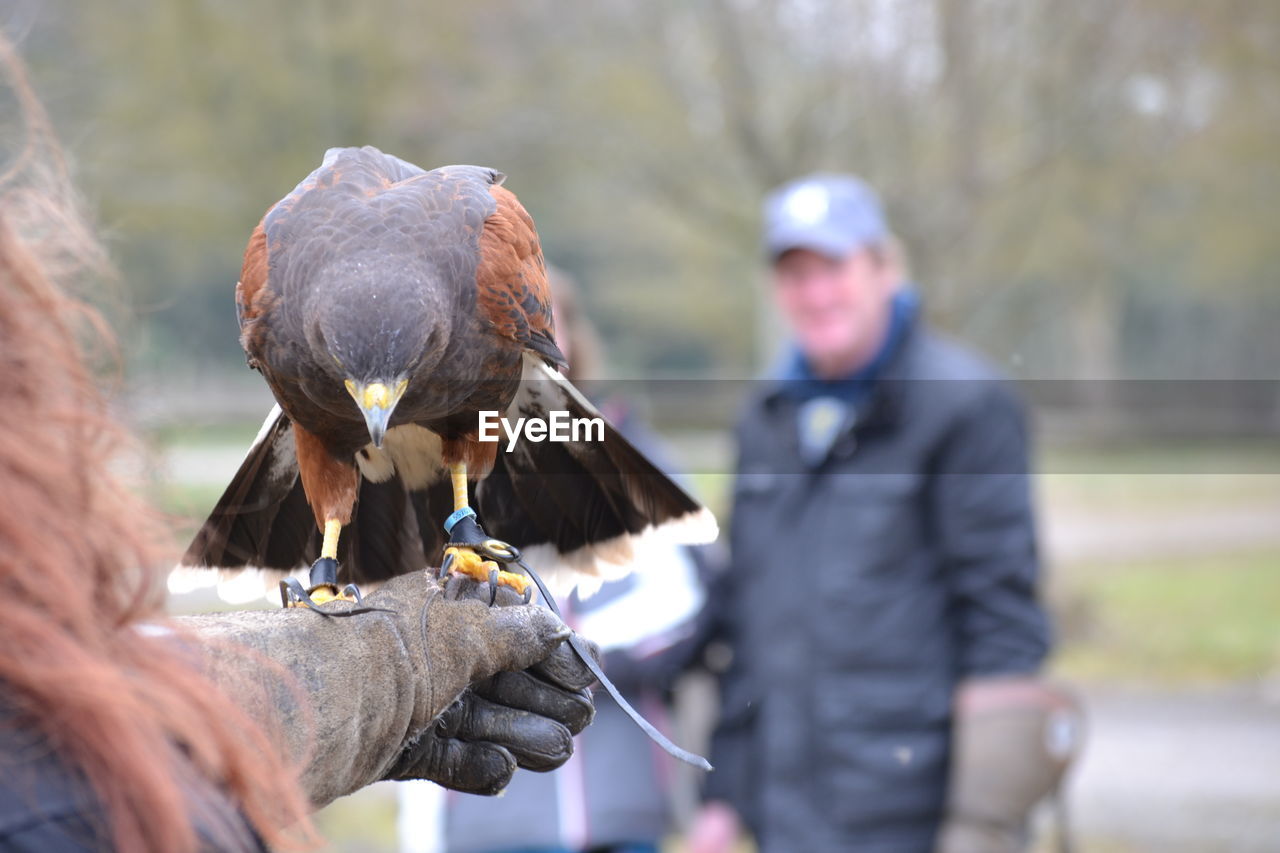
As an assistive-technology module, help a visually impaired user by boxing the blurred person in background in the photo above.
[403,269,712,853]
[686,174,1072,853]
[0,38,595,853]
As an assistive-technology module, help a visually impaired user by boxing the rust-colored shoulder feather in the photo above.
[475,185,566,368]
[235,219,272,366]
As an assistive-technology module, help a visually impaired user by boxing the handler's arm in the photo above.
[932,383,1050,676]
[182,575,595,808]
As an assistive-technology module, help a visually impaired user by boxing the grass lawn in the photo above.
[1053,547,1280,684]
[148,420,262,448]
[147,481,228,548]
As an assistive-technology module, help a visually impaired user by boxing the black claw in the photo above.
[440,552,454,579]
[277,576,391,618]
[278,577,331,616]
[522,585,533,604]
[488,568,500,605]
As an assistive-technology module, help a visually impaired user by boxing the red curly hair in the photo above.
[0,34,314,853]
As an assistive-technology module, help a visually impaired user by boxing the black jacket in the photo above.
[705,321,1050,853]
[0,712,264,852]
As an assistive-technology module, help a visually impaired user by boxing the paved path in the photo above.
[1057,685,1280,852]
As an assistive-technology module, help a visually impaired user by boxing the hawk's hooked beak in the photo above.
[345,379,408,448]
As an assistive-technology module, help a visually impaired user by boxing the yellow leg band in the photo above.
[450,461,469,512]
[321,519,342,560]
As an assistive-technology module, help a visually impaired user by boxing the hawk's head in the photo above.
[310,249,450,447]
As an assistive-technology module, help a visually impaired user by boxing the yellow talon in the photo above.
[306,585,342,605]
[443,545,530,595]
[443,545,499,580]
[444,460,529,595]
[283,582,360,608]
[281,520,361,609]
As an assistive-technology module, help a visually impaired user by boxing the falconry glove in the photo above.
[183,572,596,808]
[381,577,597,795]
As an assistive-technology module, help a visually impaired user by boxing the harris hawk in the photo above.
[184,146,716,605]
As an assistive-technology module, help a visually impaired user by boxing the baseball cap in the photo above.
[763,173,888,261]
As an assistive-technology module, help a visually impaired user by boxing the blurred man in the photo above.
[687,175,1055,852]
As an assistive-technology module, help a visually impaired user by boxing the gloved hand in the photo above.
[183,572,597,808]
[381,576,597,795]
[936,676,1083,853]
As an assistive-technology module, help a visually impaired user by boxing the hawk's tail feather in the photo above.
[181,406,440,588]
[182,406,311,570]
